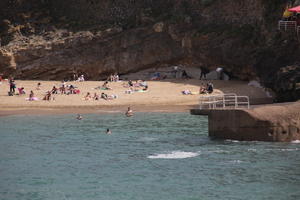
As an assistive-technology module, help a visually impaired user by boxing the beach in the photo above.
[0,79,271,116]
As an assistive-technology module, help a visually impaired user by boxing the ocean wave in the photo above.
[228,160,244,164]
[137,137,157,142]
[225,139,240,143]
[291,140,300,144]
[148,151,199,159]
[206,150,230,154]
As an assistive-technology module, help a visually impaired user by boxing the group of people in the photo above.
[123,80,148,93]
[108,74,119,82]
[83,92,117,101]
[199,82,214,94]
[75,106,133,135]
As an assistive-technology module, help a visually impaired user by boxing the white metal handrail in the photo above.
[199,93,250,110]
[278,20,297,32]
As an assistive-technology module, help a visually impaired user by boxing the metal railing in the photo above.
[199,93,250,110]
[278,20,297,32]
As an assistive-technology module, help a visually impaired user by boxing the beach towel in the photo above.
[25,97,39,101]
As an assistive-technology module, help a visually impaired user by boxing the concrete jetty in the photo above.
[191,101,300,142]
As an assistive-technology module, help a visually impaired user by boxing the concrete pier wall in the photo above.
[191,101,300,142]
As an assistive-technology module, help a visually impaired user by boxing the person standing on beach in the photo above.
[9,78,16,95]
[200,66,209,80]
[125,106,133,117]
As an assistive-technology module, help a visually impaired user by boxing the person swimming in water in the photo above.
[125,106,133,117]
[106,128,112,134]
[76,114,82,120]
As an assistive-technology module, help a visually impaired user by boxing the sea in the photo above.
[0,112,299,200]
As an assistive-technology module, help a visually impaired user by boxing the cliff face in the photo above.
[0,0,299,101]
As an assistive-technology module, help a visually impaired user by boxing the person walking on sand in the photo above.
[125,106,133,117]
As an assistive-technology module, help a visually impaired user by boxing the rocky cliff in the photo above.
[0,0,299,102]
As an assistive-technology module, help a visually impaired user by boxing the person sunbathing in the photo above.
[51,86,58,94]
[28,90,35,101]
[84,92,92,100]
[18,87,25,95]
[199,85,207,94]
[182,90,192,95]
[93,93,99,100]
[101,92,108,100]
[43,91,51,101]
[101,92,117,100]
[142,85,148,91]
[102,81,112,90]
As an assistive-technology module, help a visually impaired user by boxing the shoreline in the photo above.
[0,104,197,117]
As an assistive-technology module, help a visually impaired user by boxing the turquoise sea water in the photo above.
[0,113,300,200]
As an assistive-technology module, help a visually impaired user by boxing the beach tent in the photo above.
[288,5,300,12]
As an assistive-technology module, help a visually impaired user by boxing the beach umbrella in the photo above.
[288,5,300,12]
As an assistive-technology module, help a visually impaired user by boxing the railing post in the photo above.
[235,95,237,109]
[285,21,286,31]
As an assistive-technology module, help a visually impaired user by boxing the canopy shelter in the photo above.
[288,5,300,12]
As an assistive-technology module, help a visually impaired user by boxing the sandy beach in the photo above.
[0,79,271,116]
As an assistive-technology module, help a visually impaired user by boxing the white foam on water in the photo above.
[247,148,257,152]
[228,160,244,164]
[266,148,299,152]
[137,137,157,142]
[225,139,239,143]
[291,140,300,144]
[148,151,199,159]
[207,150,230,154]
[279,148,298,151]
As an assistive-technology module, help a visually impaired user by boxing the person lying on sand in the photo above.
[18,87,25,95]
[84,92,92,100]
[101,92,117,100]
[93,92,99,100]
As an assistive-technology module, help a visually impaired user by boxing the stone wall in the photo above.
[191,101,300,142]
